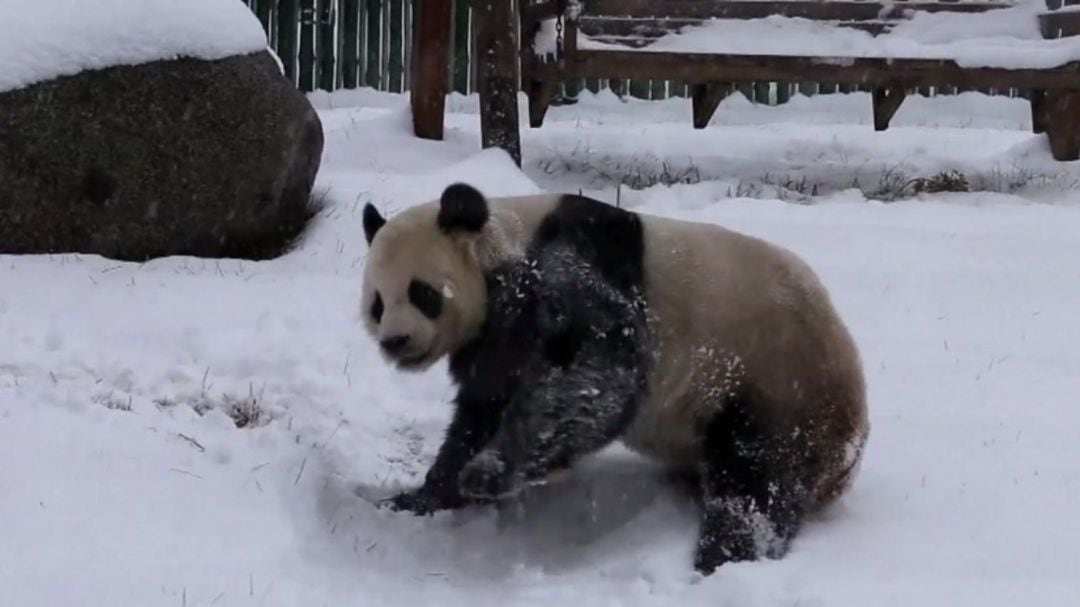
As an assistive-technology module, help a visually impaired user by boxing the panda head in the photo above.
[360,183,492,371]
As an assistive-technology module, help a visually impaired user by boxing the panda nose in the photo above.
[380,335,411,355]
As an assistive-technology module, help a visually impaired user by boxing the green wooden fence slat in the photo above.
[342,0,360,88]
[254,0,273,38]
[389,0,405,92]
[277,0,299,84]
[776,82,792,105]
[317,0,336,91]
[563,78,582,100]
[452,0,470,95]
[650,79,666,100]
[365,0,382,88]
[630,79,651,100]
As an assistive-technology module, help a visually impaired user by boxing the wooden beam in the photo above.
[872,85,907,131]
[411,0,453,140]
[579,0,1011,21]
[473,0,523,165]
[691,82,732,128]
[569,50,1080,90]
[1044,91,1080,161]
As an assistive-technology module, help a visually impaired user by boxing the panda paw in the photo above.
[458,450,518,500]
[379,488,439,515]
[693,527,758,575]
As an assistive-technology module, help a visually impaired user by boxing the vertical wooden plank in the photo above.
[753,82,770,104]
[343,0,361,88]
[411,0,453,139]
[474,0,522,165]
[317,0,336,91]
[278,0,300,85]
[255,0,273,36]
[381,0,392,89]
[776,82,792,105]
[298,0,317,92]
[564,79,582,100]
[389,0,405,92]
[452,0,470,95]
[630,79,651,100]
[265,0,276,50]
[650,79,666,100]
[401,0,408,89]
[365,0,382,88]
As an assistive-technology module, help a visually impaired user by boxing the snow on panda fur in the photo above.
[360,183,869,574]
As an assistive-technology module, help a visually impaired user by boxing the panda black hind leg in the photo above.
[693,394,811,575]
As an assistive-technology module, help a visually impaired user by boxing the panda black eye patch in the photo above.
[371,292,384,323]
[408,280,443,319]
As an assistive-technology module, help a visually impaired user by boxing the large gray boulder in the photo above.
[0,50,323,261]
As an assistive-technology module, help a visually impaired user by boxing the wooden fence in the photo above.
[242,0,1031,104]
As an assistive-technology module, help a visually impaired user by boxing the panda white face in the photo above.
[360,191,490,372]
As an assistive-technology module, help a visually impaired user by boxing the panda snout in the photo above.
[380,334,412,355]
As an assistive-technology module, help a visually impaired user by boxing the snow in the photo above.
[0,0,269,93]
[568,1,1080,70]
[4,87,1080,606]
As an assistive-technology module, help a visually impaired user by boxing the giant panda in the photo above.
[360,183,869,574]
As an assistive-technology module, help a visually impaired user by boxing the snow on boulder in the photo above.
[0,1,323,261]
[0,0,269,94]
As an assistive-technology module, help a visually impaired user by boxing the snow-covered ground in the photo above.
[3,89,1080,606]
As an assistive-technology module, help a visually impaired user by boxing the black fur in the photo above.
[455,246,650,499]
[438,183,490,233]
[408,279,443,319]
[363,203,385,244]
[693,394,810,574]
[370,291,383,323]
[533,194,646,294]
[385,194,651,510]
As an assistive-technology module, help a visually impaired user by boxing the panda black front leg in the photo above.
[694,399,810,574]
[457,248,649,500]
[383,395,503,515]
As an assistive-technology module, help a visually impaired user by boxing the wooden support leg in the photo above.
[473,0,523,166]
[410,0,453,141]
[691,83,731,129]
[1044,91,1080,161]
[1031,90,1047,134]
[872,85,907,131]
[527,79,560,128]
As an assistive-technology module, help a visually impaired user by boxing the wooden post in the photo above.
[1044,91,1080,161]
[872,85,907,131]
[473,0,523,166]
[411,0,454,140]
[1031,90,1047,134]
[691,83,731,129]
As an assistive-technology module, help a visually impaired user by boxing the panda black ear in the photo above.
[363,203,386,244]
[438,183,489,234]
